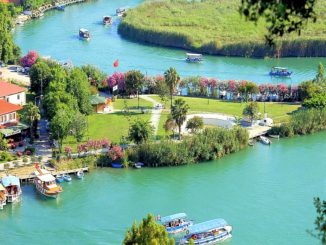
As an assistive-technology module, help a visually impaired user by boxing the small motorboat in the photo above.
[186,53,203,62]
[103,15,112,25]
[260,136,271,145]
[56,5,65,11]
[79,28,90,40]
[269,66,292,77]
[116,7,127,17]
[111,163,123,168]
[133,162,144,169]
[63,174,72,182]
[56,174,64,183]
[76,170,84,179]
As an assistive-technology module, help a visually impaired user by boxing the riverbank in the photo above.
[118,0,326,58]
[14,0,90,25]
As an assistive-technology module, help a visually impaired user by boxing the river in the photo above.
[0,132,325,244]
[13,0,326,84]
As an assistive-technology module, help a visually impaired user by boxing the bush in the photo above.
[25,147,35,155]
[268,124,294,137]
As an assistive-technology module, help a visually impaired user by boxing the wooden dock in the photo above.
[18,167,89,184]
[247,125,271,139]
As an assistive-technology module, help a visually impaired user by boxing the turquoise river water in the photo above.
[4,0,326,244]
[0,132,325,244]
[13,0,326,84]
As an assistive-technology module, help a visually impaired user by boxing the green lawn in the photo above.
[150,95,300,138]
[113,97,153,110]
[63,111,151,150]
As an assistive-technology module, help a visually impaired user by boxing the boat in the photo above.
[56,5,65,11]
[63,174,72,182]
[76,170,84,179]
[34,164,63,198]
[269,134,280,139]
[179,218,232,244]
[103,15,112,25]
[0,184,7,210]
[111,163,123,168]
[269,66,292,77]
[79,28,90,40]
[1,175,22,203]
[56,174,64,183]
[157,213,193,234]
[116,7,127,17]
[133,162,144,169]
[186,53,203,62]
[259,136,271,145]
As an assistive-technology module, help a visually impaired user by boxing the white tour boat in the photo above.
[157,213,193,234]
[1,175,22,203]
[34,164,63,198]
[186,53,203,62]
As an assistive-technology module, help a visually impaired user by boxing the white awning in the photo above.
[36,174,55,182]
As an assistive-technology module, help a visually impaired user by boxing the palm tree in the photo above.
[21,102,41,143]
[171,99,189,140]
[164,67,180,108]
[164,115,177,139]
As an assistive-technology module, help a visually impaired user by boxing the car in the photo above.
[154,103,164,109]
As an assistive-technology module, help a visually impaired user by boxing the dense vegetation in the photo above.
[0,3,21,64]
[119,0,326,57]
[128,127,248,167]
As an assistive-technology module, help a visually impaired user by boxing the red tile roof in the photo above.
[0,81,26,97]
[0,100,22,115]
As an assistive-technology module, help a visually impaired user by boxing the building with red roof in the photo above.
[0,100,22,126]
[0,81,26,105]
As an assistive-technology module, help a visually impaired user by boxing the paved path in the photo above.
[139,95,162,135]
[34,119,52,162]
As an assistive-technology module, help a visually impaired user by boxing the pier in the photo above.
[247,125,271,139]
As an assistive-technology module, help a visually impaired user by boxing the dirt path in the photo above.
[0,66,30,86]
[139,95,162,135]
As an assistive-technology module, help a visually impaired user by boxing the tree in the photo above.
[0,3,21,64]
[239,0,317,45]
[303,93,326,109]
[123,214,175,245]
[308,197,326,244]
[20,102,40,143]
[125,70,145,109]
[81,64,106,87]
[164,67,180,107]
[50,108,73,153]
[128,119,153,144]
[70,112,87,142]
[164,115,177,138]
[186,116,204,133]
[243,102,260,124]
[298,81,320,101]
[21,50,38,67]
[154,76,169,104]
[66,68,92,115]
[314,63,325,84]
[29,60,52,95]
[171,99,189,140]
[0,134,8,151]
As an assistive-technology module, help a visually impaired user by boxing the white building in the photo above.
[0,81,26,105]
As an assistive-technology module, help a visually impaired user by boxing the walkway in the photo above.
[139,95,162,135]
[34,119,52,162]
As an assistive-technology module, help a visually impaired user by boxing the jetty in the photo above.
[247,125,271,139]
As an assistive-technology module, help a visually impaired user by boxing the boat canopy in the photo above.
[272,66,288,71]
[160,213,187,223]
[36,173,56,182]
[188,218,227,234]
[0,184,5,191]
[186,53,202,58]
[79,28,89,33]
[1,176,20,187]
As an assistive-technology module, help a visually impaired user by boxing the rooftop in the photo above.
[0,81,25,97]
[0,100,22,116]
[90,94,106,105]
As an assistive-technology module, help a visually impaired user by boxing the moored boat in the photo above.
[1,175,22,203]
[157,213,193,234]
[116,7,127,17]
[260,136,271,145]
[111,163,123,168]
[133,162,144,169]
[179,218,232,244]
[34,164,63,198]
[56,5,65,11]
[63,174,72,182]
[103,15,112,25]
[79,28,90,40]
[269,134,280,139]
[56,174,64,183]
[269,66,292,77]
[76,170,84,179]
[0,184,7,210]
[186,53,203,62]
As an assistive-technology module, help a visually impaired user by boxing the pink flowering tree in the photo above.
[108,145,124,162]
[227,80,237,93]
[106,72,125,93]
[209,78,218,97]
[64,146,72,157]
[21,50,38,67]
[277,84,288,101]
[199,77,209,96]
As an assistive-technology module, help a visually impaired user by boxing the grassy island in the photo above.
[118,0,326,57]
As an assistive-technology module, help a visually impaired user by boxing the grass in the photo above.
[119,0,326,57]
[150,95,300,137]
[63,111,151,150]
[113,97,153,110]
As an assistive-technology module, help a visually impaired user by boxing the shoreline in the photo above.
[14,0,90,25]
